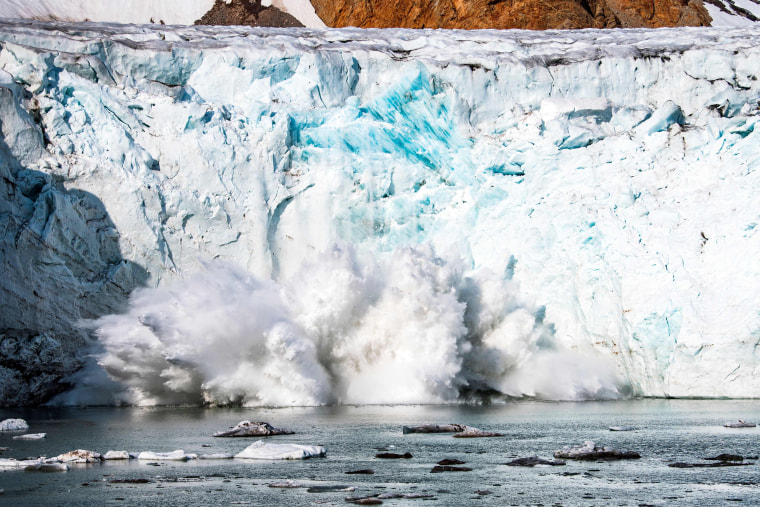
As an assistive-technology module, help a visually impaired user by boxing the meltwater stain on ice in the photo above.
[88,246,623,406]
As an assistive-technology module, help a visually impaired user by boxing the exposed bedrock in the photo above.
[195,0,304,28]
[310,0,712,29]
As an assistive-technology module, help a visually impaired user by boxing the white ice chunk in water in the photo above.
[137,450,197,461]
[24,462,69,472]
[724,420,756,428]
[268,479,306,488]
[0,419,29,431]
[213,421,294,437]
[235,441,326,460]
[55,450,102,463]
[0,458,42,468]
[102,450,133,460]
[13,433,46,440]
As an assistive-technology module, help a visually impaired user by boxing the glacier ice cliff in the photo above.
[0,20,759,405]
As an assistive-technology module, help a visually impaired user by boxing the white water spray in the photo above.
[89,246,625,406]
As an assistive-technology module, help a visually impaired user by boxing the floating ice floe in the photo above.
[669,454,753,468]
[345,495,385,504]
[198,453,234,459]
[306,485,355,493]
[55,450,102,463]
[213,421,294,437]
[102,450,134,460]
[24,462,69,473]
[431,465,472,473]
[0,458,43,469]
[554,441,640,460]
[0,419,29,431]
[723,420,756,428]
[452,426,504,438]
[268,480,306,488]
[137,450,198,461]
[402,423,466,434]
[506,456,566,467]
[609,426,636,431]
[235,441,326,460]
[437,459,465,465]
[12,433,46,440]
[376,493,436,499]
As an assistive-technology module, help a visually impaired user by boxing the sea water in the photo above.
[1,400,759,505]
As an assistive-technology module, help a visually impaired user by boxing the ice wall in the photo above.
[1,20,759,405]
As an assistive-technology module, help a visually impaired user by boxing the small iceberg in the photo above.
[669,454,752,468]
[506,456,566,467]
[198,453,234,459]
[268,480,305,488]
[554,441,640,460]
[345,496,385,505]
[24,462,69,473]
[430,465,472,473]
[402,423,466,434]
[723,420,756,428]
[0,419,29,431]
[55,450,102,463]
[235,440,326,460]
[13,433,46,440]
[0,458,42,469]
[437,459,466,465]
[306,485,356,493]
[452,426,504,438]
[102,450,134,460]
[609,426,636,432]
[137,450,198,461]
[377,493,436,499]
[213,421,294,437]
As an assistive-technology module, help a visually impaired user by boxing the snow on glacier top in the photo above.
[0,0,326,28]
[704,0,760,26]
[1,18,759,66]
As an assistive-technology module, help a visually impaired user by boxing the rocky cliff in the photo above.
[195,0,304,28]
[310,0,712,29]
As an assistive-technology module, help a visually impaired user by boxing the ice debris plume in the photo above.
[94,250,623,406]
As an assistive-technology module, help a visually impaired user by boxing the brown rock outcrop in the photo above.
[195,0,303,28]
[309,0,712,30]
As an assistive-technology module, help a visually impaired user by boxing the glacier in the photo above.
[0,20,759,406]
